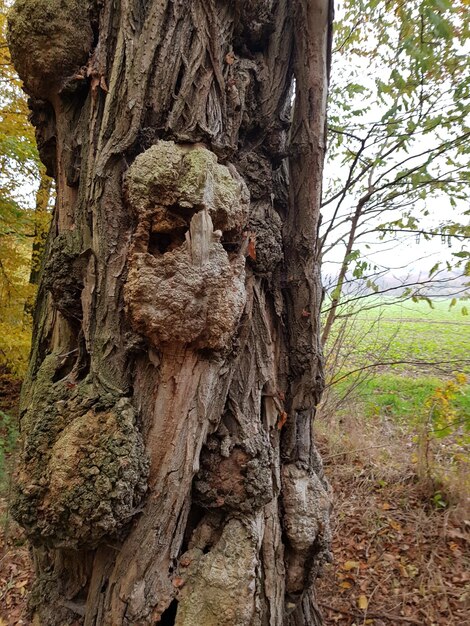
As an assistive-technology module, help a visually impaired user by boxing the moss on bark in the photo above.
[8,0,93,98]
[13,355,149,549]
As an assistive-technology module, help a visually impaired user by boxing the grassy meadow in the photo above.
[329,297,470,374]
[319,296,470,505]
[324,297,469,406]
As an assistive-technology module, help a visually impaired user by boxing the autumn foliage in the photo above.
[0,0,51,376]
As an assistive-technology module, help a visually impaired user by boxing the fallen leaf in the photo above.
[277,411,288,430]
[406,564,419,578]
[247,236,256,261]
[388,519,402,531]
[399,563,409,578]
[343,560,360,571]
[358,594,368,610]
[447,528,470,542]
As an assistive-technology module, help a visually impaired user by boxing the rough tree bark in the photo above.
[8,1,333,624]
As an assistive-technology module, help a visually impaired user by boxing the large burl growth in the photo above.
[124,141,249,350]
[8,0,332,624]
[13,353,148,549]
[8,0,93,98]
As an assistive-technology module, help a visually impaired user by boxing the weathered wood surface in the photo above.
[8,1,333,624]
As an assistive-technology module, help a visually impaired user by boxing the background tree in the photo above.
[0,0,51,376]
[7,1,333,625]
[320,0,470,345]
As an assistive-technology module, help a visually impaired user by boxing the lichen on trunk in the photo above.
[7,1,333,624]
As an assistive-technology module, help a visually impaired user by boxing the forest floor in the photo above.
[317,298,470,624]
[0,372,32,625]
[315,405,470,626]
[1,420,468,626]
[1,364,469,624]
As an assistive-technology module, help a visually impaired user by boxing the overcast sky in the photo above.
[321,1,469,284]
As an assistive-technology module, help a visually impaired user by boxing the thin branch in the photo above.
[319,602,423,625]
[327,359,470,389]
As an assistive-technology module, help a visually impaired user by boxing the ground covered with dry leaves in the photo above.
[316,410,470,626]
[0,373,33,625]
[1,378,469,625]
[0,514,33,625]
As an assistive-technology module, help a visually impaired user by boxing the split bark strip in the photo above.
[284,1,333,619]
[285,0,330,418]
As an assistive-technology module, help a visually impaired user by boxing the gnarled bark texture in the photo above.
[8,1,333,624]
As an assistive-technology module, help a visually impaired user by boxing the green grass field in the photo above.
[329,297,470,374]
[333,372,470,422]
[361,299,469,368]
[324,297,470,425]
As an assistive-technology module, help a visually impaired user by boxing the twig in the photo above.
[364,527,388,560]
[319,602,423,624]
[363,573,392,625]
[323,443,392,460]
[326,358,470,388]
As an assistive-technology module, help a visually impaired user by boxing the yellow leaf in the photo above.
[358,594,369,610]
[339,581,352,589]
[399,563,409,578]
[389,519,402,531]
[343,560,360,571]
[406,564,419,578]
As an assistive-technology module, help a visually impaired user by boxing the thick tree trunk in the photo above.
[8,1,333,624]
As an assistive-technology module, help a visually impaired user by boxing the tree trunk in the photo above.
[29,169,53,287]
[8,1,333,624]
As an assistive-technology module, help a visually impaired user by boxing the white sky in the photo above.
[321,1,469,283]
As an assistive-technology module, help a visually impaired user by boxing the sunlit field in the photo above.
[324,297,470,418]
[328,297,470,376]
